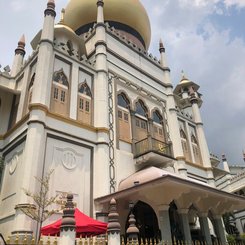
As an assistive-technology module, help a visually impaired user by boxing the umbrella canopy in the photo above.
[41,208,107,237]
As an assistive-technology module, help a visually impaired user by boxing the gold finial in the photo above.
[59,8,65,24]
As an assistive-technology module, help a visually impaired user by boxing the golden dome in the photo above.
[64,0,151,49]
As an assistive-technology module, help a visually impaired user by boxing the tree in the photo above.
[20,169,59,242]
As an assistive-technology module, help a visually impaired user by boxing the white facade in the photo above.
[0,0,244,243]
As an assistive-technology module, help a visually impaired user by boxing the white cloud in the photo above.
[224,0,245,8]
[142,0,245,163]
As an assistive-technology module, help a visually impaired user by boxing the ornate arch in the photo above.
[53,69,69,88]
[78,80,92,97]
[117,91,131,109]
[152,109,163,124]
[134,98,149,117]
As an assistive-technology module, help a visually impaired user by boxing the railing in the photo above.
[134,137,172,158]
[4,234,245,245]
[5,234,107,245]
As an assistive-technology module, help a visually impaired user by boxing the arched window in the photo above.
[117,92,131,142]
[191,134,202,164]
[136,100,147,117]
[152,110,165,142]
[180,128,191,162]
[50,69,69,117]
[77,81,92,125]
[135,99,148,141]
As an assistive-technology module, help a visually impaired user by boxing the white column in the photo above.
[166,88,184,159]
[16,65,30,121]
[32,1,55,107]
[158,205,172,244]
[179,209,192,243]
[69,63,79,120]
[11,35,26,77]
[213,216,227,245]
[12,110,47,235]
[199,213,212,245]
[191,102,211,168]
[93,0,112,196]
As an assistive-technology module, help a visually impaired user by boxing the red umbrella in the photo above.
[41,208,107,237]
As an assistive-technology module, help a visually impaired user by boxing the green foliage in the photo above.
[227,234,236,243]
[241,233,245,241]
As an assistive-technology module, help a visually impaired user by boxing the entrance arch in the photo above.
[125,201,160,241]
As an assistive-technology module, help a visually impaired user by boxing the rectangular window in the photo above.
[85,101,90,112]
[61,90,66,102]
[54,87,59,100]
[79,98,84,110]
[159,128,163,135]
[118,110,122,119]
[141,121,146,129]
[124,113,129,121]
[136,119,140,127]
[154,126,158,133]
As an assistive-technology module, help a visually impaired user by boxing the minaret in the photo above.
[159,39,171,85]
[93,0,111,198]
[12,0,56,238]
[11,35,26,77]
[222,154,230,172]
[31,0,56,106]
[189,85,212,169]
[160,40,186,175]
[94,0,108,128]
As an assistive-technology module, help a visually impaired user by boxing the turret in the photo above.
[93,0,112,197]
[94,0,108,128]
[11,35,26,76]
[159,39,171,85]
[222,154,230,173]
[31,0,56,106]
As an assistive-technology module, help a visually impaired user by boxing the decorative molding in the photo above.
[8,154,19,175]
[47,111,109,134]
[0,114,29,140]
[108,74,116,193]
[54,147,83,171]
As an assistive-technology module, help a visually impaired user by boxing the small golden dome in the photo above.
[64,0,151,49]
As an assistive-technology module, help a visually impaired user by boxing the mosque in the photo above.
[0,0,245,243]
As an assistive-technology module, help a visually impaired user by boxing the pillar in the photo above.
[213,215,227,245]
[158,205,172,244]
[126,212,139,243]
[179,209,192,243]
[32,0,56,107]
[11,35,26,77]
[199,213,212,245]
[107,199,121,245]
[190,98,211,169]
[60,194,76,245]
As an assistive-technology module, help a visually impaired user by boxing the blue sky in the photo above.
[0,0,245,165]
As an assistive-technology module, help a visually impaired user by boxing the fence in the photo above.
[5,235,245,245]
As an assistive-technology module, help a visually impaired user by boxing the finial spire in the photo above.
[59,8,65,24]
[15,34,26,56]
[222,154,227,162]
[45,0,56,17]
[159,38,165,53]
